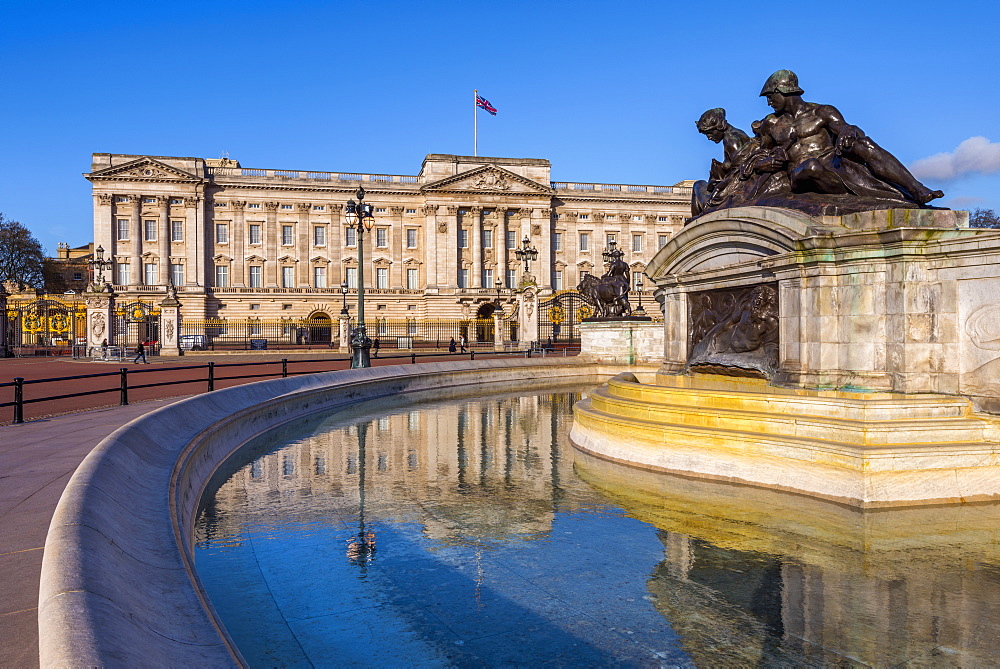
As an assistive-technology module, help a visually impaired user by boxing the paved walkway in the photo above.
[0,398,184,668]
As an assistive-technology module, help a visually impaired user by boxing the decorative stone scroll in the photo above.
[688,283,779,377]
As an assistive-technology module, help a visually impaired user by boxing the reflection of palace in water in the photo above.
[199,391,584,550]
[575,450,1000,667]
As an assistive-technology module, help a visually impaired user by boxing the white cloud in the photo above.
[910,136,1000,182]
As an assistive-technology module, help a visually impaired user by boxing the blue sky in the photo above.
[2,0,999,253]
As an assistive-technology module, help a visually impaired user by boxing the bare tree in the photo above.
[0,213,45,290]
[970,208,1000,229]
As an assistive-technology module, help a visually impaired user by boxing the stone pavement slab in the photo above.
[0,398,183,669]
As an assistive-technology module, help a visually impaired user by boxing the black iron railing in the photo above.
[0,348,579,424]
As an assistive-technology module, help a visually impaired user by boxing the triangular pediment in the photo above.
[422,165,553,195]
[246,254,268,263]
[87,157,200,183]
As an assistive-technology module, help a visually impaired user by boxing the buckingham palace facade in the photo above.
[85,153,692,322]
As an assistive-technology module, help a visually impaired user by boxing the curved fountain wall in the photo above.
[37,359,638,667]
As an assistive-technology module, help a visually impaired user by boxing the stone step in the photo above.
[612,373,973,422]
[586,387,994,447]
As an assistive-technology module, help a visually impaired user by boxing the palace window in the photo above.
[215,265,229,287]
[632,234,643,253]
[144,219,157,241]
[214,202,227,208]
[170,263,184,286]
[115,196,128,203]
[506,269,516,289]
[249,224,261,245]
[143,197,156,204]
[457,268,469,288]
[346,267,358,289]
[171,220,184,242]
[606,215,616,221]
[313,226,326,246]
[632,215,643,221]
[281,225,294,245]
[578,214,589,221]
[483,230,493,248]
[406,228,417,248]
[376,267,388,289]
[170,198,183,205]
[458,229,468,248]
[313,266,327,288]
[376,228,388,248]
[281,266,294,288]
[579,232,589,251]
[215,223,229,244]
[281,204,293,210]
[406,268,418,289]
[658,234,668,249]
[553,233,562,251]
[345,227,357,246]
[633,272,644,291]
[606,233,617,247]
[553,270,563,290]
[143,262,157,286]
[249,265,263,288]
[658,216,668,222]
[375,208,387,214]
[483,268,494,288]
[313,205,325,211]
[247,203,261,209]
[406,209,417,215]
[506,230,517,249]
[116,262,130,285]
[117,219,130,241]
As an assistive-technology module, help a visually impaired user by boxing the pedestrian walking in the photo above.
[132,341,148,364]
[459,334,467,353]
[449,337,457,353]
[373,337,380,357]
[100,338,109,359]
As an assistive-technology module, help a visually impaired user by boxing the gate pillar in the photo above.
[339,314,351,353]
[85,287,115,354]
[493,311,505,351]
[159,286,182,356]
[517,286,538,348]
[0,284,8,356]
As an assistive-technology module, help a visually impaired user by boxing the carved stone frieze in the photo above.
[231,200,246,211]
[97,193,113,206]
[531,224,541,236]
[471,169,511,191]
[688,283,779,378]
[390,206,404,216]
[421,204,438,216]
[297,202,312,212]
[185,197,200,208]
[437,221,448,233]
[264,202,279,212]
[446,206,458,216]
[593,212,606,222]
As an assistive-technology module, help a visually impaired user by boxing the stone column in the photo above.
[85,289,115,350]
[185,196,202,287]
[264,201,279,286]
[297,202,311,287]
[130,194,143,285]
[517,286,539,347]
[422,204,440,291]
[471,206,483,288]
[444,206,459,289]
[390,207,404,289]
[496,207,509,287]
[339,314,351,353]
[158,287,182,356]
[331,204,344,285]
[95,193,115,264]
[157,196,170,285]
[660,288,688,374]
[231,200,247,287]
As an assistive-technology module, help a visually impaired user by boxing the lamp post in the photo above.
[344,187,376,368]
[87,245,113,291]
[494,278,504,305]
[340,281,349,315]
[513,235,538,278]
[635,274,647,317]
[602,238,625,265]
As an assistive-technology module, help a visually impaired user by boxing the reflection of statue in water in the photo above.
[578,249,632,318]
[691,70,945,218]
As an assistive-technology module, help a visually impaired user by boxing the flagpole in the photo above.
[473,89,478,157]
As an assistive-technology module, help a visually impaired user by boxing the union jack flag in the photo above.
[476,94,497,116]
